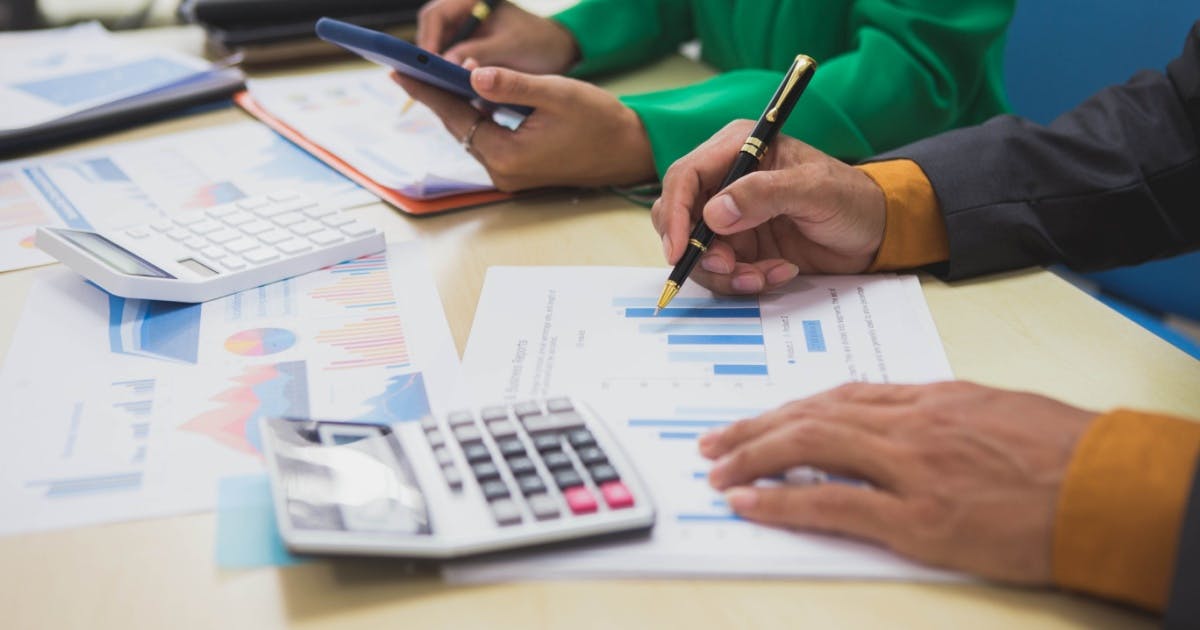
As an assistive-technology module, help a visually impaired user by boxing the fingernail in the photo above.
[709,454,732,484]
[661,234,672,262]
[707,194,742,228]
[725,488,758,512]
[700,254,729,274]
[697,428,723,453]
[473,67,496,90]
[766,263,800,285]
[731,274,763,293]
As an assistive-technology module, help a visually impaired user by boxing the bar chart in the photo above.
[307,253,395,313]
[24,377,160,499]
[614,295,772,379]
[621,403,767,524]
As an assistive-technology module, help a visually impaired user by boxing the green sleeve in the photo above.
[551,0,695,77]
[623,0,1015,176]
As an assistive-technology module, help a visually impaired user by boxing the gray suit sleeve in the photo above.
[1166,456,1200,629]
[874,21,1200,281]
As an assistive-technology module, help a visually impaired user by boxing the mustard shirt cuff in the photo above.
[855,160,949,271]
[1054,409,1200,611]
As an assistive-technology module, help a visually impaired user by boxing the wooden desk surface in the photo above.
[1,26,1198,630]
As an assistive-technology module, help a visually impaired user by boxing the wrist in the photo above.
[611,105,657,185]
[544,17,581,73]
[856,160,948,272]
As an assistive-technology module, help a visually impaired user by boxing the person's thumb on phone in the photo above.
[470,67,567,109]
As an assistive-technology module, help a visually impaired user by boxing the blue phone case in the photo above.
[315,18,533,123]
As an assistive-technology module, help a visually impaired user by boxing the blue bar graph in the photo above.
[112,379,155,396]
[626,307,761,319]
[668,335,764,345]
[114,400,153,416]
[802,320,827,352]
[629,419,732,428]
[668,351,766,364]
[612,297,756,308]
[659,431,701,440]
[639,323,763,335]
[618,294,770,377]
[713,364,768,375]
[29,472,144,497]
[675,406,766,416]
[676,513,742,523]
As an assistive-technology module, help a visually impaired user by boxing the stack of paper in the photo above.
[242,70,499,203]
[0,23,244,153]
[0,120,374,273]
[445,267,958,582]
[0,241,460,535]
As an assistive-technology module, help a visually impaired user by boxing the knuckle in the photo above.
[649,204,665,232]
[662,161,687,186]
[807,487,854,516]
[486,151,518,177]
[904,495,954,541]
[723,418,751,441]
[830,382,870,399]
[783,419,826,452]
[723,119,755,137]
[754,489,787,515]
[418,3,440,19]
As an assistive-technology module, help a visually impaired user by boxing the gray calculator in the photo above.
[262,396,655,558]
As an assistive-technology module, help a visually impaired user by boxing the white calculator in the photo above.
[35,191,385,303]
[261,396,656,558]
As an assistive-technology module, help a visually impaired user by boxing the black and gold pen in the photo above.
[655,54,817,313]
[447,0,502,49]
[403,0,502,114]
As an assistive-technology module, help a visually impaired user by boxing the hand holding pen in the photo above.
[414,0,579,74]
[655,55,818,312]
[445,0,502,50]
[652,58,892,298]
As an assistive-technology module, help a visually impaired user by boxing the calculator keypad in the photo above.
[418,397,638,527]
[129,192,378,274]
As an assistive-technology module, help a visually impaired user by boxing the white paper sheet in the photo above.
[246,70,494,199]
[0,121,374,273]
[0,241,459,535]
[0,23,215,131]
[446,267,958,581]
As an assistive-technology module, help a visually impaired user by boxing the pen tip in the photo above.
[656,280,679,314]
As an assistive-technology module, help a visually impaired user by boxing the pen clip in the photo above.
[766,55,815,123]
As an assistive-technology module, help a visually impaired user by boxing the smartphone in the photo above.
[315,17,532,129]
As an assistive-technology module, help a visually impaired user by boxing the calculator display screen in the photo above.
[264,417,432,536]
[58,230,172,278]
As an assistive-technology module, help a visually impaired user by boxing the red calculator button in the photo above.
[563,486,597,514]
[600,481,634,509]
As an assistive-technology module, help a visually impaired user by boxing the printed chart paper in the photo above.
[246,70,493,199]
[447,267,957,581]
[0,121,374,273]
[0,23,213,131]
[0,242,458,535]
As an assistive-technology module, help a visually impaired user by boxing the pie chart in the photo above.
[224,328,297,356]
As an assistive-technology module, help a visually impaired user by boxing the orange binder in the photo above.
[235,91,513,215]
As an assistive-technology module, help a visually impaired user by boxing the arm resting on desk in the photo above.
[1054,410,1200,613]
[856,146,1200,622]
